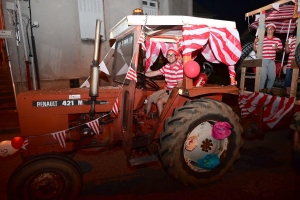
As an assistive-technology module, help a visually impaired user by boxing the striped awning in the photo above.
[250,5,297,34]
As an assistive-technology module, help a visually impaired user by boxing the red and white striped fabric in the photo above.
[182,25,241,66]
[145,41,177,71]
[112,98,119,117]
[158,61,183,90]
[21,138,29,150]
[51,131,67,149]
[250,5,296,34]
[86,119,100,135]
[126,67,137,82]
[238,92,295,128]
[254,37,282,60]
[201,43,219,63]
[138,31,147,51]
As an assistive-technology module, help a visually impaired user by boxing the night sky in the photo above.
[194,0,278,33]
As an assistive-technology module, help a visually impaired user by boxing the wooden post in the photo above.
[255,12,265,92]
[290,59,299,98]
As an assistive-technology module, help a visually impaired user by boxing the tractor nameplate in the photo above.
[32,100,109,107]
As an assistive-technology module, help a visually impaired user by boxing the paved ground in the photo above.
[0,128,299,200]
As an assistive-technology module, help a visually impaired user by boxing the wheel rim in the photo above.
[25,171,67,199]
[183,120,228,172]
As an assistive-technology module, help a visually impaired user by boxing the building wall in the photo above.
[2,0,192,93]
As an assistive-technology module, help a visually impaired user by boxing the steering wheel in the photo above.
[137,72,160,91]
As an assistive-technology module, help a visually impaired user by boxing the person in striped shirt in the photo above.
[145,47,183,116]
[253,23,283,95]
[284,27,298,96]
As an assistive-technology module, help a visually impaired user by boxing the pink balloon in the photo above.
[11,137,24,149]
[184,60,200,78]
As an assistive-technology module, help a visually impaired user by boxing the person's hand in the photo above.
[272,44,277,49]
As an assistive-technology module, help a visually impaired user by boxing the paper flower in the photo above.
[197,154,220,169]
[212,122,232,140]
[185,135,198,151]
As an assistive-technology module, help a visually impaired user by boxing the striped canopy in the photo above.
[250,5,297,34]
[181,25,242,66]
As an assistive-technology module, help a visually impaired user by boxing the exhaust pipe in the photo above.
[89,19,102,117]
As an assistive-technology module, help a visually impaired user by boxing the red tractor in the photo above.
[6,16,243,199]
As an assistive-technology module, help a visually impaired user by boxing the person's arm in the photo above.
[253,38,259,52]
[285,41,290,54]
[145,70,163,77]
[275,38,283,53]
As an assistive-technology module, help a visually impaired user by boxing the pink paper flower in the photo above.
[212,122,232,140]
[185,135,198,151]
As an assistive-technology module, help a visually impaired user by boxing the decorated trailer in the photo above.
[1,14,244,199]
[238,0,300,139]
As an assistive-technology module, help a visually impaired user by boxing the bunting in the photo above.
[51,131,67,149]
[138,31,147,51]
[112,98,119,117]
[21,138,29,150]
[86,119,100,135]
[99,61,110,75]
[126,67,137,82]
[80,77,90,88]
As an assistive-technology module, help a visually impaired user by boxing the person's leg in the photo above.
[146,89,166,115]
[285,68,293,95]
[260,59,268,91]
[266,60,276,93]
[156,91,170,116]
[146,97,154,115]
[157,98,165,116]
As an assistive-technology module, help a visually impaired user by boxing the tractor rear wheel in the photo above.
[7,154,82,200]
[159,98,243,186]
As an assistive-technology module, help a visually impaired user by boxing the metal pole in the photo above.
[17,0,32,90]
[28,0,40,89]
[280,19,292,75]
[5,39,18,110]
[16,0,28,60]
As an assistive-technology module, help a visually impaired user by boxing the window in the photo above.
[77,0,106,40]
[113,33,134,85]
[142,0,158,15]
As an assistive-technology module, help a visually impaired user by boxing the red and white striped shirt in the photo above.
[159,61,183,90]
[255,36,282,60]
[286,36,296,69]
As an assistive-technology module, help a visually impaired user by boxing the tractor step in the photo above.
[128,154,159,166]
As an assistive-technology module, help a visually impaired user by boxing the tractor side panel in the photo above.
[17,87,120,137]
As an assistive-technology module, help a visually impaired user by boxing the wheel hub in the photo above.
[183,121,228,172]
[27,172,66,199]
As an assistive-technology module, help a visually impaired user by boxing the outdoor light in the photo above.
[132,8,143,15]
[32,21,39,28]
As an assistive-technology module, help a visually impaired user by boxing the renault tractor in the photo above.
[6,15,243,199]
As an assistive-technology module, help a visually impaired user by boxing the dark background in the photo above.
[194,0,277,33]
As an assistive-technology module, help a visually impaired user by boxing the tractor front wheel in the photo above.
[7,154,82,200]
[159,98,243,186]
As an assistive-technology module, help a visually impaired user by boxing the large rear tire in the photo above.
[159,98,243,186]
[7,154,82,200]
